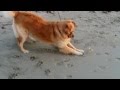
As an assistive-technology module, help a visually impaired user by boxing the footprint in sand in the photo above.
[105,52,110,55]
[66,75,73,79]
[44,69,51,76]
[35,61,43,68]
[30,56,37,61]
[8,73,18,79]
[12,55,20,58]
[116,58,120,61]
[1,26,5,29]
[98,66,107,71]
[56,61,64,66]
[67,64,74,68]
[8,67,21,79]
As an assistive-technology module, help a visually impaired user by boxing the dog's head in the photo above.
[63,20,77,38]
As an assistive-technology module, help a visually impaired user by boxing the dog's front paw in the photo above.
[76,49,84,53]
[75,51,84,56]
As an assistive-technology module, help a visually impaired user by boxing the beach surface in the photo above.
[0,11,120,79]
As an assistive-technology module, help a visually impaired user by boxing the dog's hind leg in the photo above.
[12,20,19,38]
[17,35,29,54]
[13,23,29,53]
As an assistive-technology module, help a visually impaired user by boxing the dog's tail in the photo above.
[2,11,19,18]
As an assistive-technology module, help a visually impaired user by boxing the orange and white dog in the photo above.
[3,11,84,55]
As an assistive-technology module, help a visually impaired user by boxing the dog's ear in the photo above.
[64,23,72,33]
[64,23,74,38]
[64,21,76,31]
[72,21,77,27]
[67,20,77,27]
[65,23,72,30]
[63,23,69,36]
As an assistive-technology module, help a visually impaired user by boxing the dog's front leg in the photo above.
[67,42,84,54]
[59,45,84,56]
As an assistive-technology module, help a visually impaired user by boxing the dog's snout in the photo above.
[72,34,74,38]
[68,32,74,38]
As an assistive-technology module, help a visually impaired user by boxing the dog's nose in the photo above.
[70,34,74,38]
[68,33,74,38]
[72,34,74,38]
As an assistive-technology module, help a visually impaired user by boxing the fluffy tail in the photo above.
[2,11,18,18]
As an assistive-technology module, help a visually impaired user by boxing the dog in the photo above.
[4,11,84,55]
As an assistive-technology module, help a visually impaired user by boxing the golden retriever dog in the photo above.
[8,11,84,55]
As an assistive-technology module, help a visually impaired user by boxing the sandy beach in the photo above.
[0,11,120,79]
